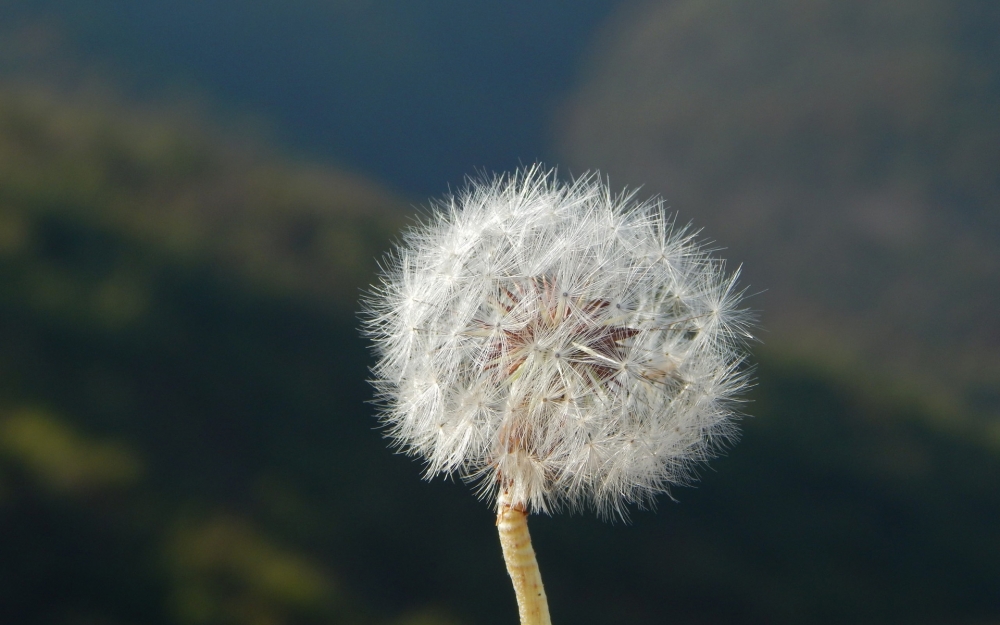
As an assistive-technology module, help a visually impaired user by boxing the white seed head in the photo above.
[362,166,753,518]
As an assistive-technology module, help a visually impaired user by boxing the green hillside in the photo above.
[1,89,998,625]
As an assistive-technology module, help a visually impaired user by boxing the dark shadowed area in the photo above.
[0,1,997,624]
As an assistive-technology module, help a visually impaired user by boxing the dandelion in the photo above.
[362,166,753,625]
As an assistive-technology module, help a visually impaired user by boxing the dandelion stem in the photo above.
[497,498,551,625]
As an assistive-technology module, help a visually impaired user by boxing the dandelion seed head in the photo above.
[362,166,753,518]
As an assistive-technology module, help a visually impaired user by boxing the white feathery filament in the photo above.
[362,166,753,624]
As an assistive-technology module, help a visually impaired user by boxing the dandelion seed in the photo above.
[361,165,753,625]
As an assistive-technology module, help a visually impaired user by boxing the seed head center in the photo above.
[480,278,638,390]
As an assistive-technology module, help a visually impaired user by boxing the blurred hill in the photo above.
[0,87,422,625]
[0,84,998,625]
[0,88,406,313]
[559,0,1000,425]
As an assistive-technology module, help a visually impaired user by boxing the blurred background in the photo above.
[0,1,997,623]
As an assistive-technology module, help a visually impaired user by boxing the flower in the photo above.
[363,166,753,517]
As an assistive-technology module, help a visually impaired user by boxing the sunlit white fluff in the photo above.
[362,166,753,517]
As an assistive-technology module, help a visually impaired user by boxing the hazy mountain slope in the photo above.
[558,0,1000,421]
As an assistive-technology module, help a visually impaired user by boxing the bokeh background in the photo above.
[1,1,998,624]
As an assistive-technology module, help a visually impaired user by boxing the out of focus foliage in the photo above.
[561,0,1000,425]
[0,408,142,493]
[0,76,998,625]
[0,88,422,625]
[0,90,404,311]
